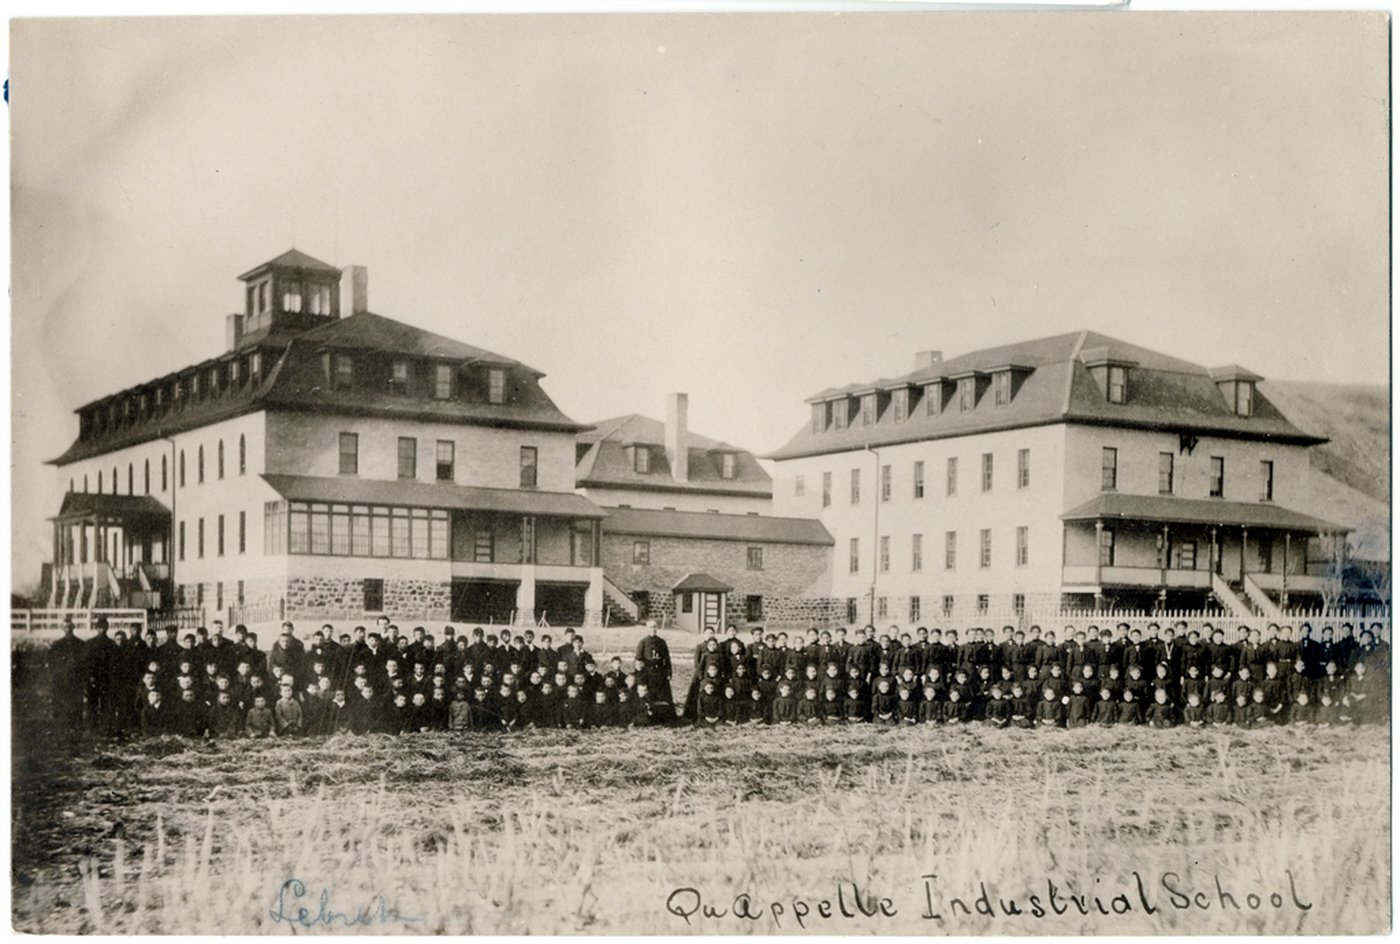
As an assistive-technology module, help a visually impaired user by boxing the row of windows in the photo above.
[78,355,265,442]
[184,579,248,613]
[803,449,1031,506]
[68,436,249,497]
[176,512,248,561]
[337,433,539,487]
[853,593,1030,624]
[632,541,763,570]
[1102,449,1275,501]
[323,353,510,406]
[630,445,739,479]
[811,369,1039,435]
[848,527,1032,574]
[263,501,451,559]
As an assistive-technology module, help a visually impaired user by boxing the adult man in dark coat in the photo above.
[634,620,674,716]
[49,618,87,736]
[85,616,119,735]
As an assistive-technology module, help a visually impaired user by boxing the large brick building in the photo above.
[768,331,1346,626]
[46,250,606,624]
[577,394,833,630]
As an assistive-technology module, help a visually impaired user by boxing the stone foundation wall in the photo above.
[283,577,451,622]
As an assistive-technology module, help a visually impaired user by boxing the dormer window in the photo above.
[926,383,942,416]
[892,388,909,422]
[860,393,877,426]
[957,377,976,412]
[250,352,263,383]
[811,403,826,433]
[209,366,221,396]
[1234,381,1254,417]
[1107,365,1127,404]
[229,360,240,387]
[993,371,1012,406]
[333,354,354,391]
[487,368,506,405]
[634,446,652,474]
[308,283,332,316]
[833,399,848,431]
[433,364,454,400]
[721,453,737,479]
[282,279,303,313]
[390,359,410,396]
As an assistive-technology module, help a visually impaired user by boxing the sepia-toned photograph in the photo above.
[8,9,1391,935]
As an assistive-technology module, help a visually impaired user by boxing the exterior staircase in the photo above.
[1210,573,1257,618]
[1242,574,1283,618]
[601,573,641,626]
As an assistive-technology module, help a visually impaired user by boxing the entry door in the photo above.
[702,592,722,631]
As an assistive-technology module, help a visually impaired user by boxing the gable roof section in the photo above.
[601,507,832,545]
[768,330,1326,460]
[237,248,341,281]
[576,413,772,496]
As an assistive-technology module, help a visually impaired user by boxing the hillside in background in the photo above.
[1260,380,1389,561]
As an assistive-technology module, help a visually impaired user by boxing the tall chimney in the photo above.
[342,265,368,317]
[666,392,689,483]
[225,313,245,351]
[914,349,943,371]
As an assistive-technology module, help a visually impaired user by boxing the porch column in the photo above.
[1210,527,1218,575]
[516,563,537,625]
[1094,519,1104,586]
[520,515,536,565]
[1282,532,1291,609]
[1240,526,1248,581]
[1159,523,1170,607]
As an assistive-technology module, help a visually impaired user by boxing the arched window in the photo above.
[179,450,186,488]
[218,440,225,480]
[239,434,247,475]
[198,445,205,484]
[162,455,169,491]
[127,463,134,495]
[144,459,151,494]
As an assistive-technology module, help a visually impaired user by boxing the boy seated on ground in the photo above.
[796,687,823,725]
[274,681,303,736]
[1181,691,1205,728]
[696,680,724,728]
[1145,687,1176,728]
[771,681,797,726]
[1092,687,1116,726]
[1035,688,1064,729]
[245,693,275,738]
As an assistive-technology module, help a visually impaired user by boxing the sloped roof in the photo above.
[768,330,1326,460]
[263,474,607,519]
[53,492,171,522]
[237,249,341,281]
[576,413,771,496]
[294,311,532,372]
[672,573,734,593]
[1060,492,1346,535]
[601,507,833,545]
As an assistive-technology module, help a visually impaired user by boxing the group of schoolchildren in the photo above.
[45,613,1388,740]
[682,619,1391,730]
[46,615,676,740]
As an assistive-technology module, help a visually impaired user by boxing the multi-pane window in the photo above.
[812,404,825,434]
[747,546,764,571]
[263,503,285,554]
[945,531,957,570]
[1235,382,1253,417]
[634,447,651,474]
[861,394,876,427]
[876,597,888,621]
[364,579,385,613]
[339,433,359,475]
[1175,540,1197,570]
[1016,526,1029,566]
[946,457,958,496]
[879,536,890,572]
[892,388,908,422]
[433,364,453,400]
[911,533,923,571]
[488,368,506,405]
[849,538,860,574]
[473,529,494,563]
[286,503,448,559]
[1013,593,1026,614]
[976,594,989,614]
[1209,457,1225,498]
[390,360,410,395]
[981,452,994,492]
[333,354,355,391]
[1158,452,1174,495]
[880,465,892,501]
[993,371,1011,406]
[942,595,954,618]
[909,596,921,623]
[979,529,991,568]
[633,541,651,565]
[822,472,832,508]
[926,384,941,416]
[913,460,925,498]
[520,447,539,487]
[1099,527,1116,566]
[720,453,736,479]
[745,595,764,622]
[958,377,976,411]
[1107,365,1127,404]
[309,284,332,316]
[833,399,848,431]
[1017,448,1030,489]
[850,469,861,505]
[1259,460,1274,502]
[846,598,859,624]
[436,441,455,482]
[1101,447,1118,491]
[397,437,417,479]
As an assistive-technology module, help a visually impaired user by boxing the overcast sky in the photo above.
[9,12,1389,588]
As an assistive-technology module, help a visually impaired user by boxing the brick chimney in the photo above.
[342,265,368,317]
[914,349,943,371]
[666,392,689,483]
[225,313,245,351]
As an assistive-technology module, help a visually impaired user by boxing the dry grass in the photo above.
[11,716,1390,934]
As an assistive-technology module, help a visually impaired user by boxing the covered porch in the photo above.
[1060,492,1346,614]
[48,492,171,609]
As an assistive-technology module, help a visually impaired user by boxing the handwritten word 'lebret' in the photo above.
[666,871,1313,928]
[270,879,421,929]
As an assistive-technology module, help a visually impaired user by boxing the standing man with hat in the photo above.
[84,616,118,735]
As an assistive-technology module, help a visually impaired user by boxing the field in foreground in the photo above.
[11,716,1390,935]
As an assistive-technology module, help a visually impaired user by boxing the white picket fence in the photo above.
[11,608,148,639]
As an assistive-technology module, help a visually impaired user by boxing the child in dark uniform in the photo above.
[796,688,823,725]
[696,681,724,728]
[1066,681,1091,728]
[871,679,897,724]
[1116,690,1143,726]
[986,686,1011,728]
[1145,688,1176,728]
[1035,688,1064,729]
[1009,683,1034,729]
[917,685,940,725]
[1181,692,1205,728]
[842,686,867,724]
[1206,689,1232,726]
[940,688,969,725]
[821,687,842,725]
[1092,687,1116,726]
[771,682,797,725]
